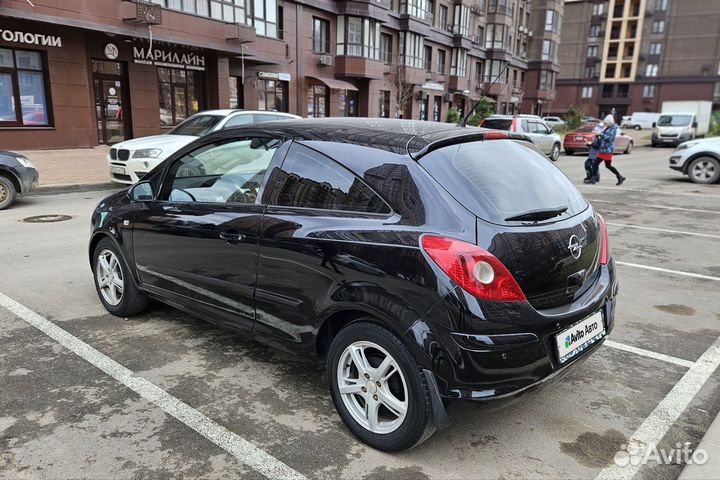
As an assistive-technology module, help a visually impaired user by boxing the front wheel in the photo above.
[687,157,720,184]
[633,125,641,130]
[0,176,17,210]
[624,141,633,154]
[93,237,149,316]
[327,321,436,451]
[550,144,560,162]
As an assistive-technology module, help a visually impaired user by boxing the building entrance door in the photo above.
[92,60,131,145]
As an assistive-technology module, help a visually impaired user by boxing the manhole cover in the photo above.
[22,214,72,223]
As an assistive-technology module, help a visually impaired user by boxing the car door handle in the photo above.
[219,230,245,244]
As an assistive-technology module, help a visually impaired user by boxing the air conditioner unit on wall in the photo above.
[318,55,333,66]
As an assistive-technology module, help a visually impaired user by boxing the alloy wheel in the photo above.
[96,249,124,306]
[691,160,717,182]
[337,341,408,434]
[0,183,6,204]
[551,144,560,161]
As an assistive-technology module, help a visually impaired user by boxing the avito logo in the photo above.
[565,321,599,349]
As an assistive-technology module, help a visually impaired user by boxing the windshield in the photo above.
[657,115,692,127]
[482,119,513,130]
[420,140,588,225]
[168,115,224,136]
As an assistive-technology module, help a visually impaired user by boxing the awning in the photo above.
[308,76,359,91]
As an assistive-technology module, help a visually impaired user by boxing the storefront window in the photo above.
[157,67,203,126]
[379,90,390,118]
[258,79,288,112]
[0,48,51,127]
[307,84,328,118]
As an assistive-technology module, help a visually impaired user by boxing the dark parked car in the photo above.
[89,119,618,451]
[0,151,39,210]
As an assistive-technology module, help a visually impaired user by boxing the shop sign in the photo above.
[258,71,291,81]
[421,82,444,91]
[0,29,62,47]
[104,43,119,60]
[133,46,205,71]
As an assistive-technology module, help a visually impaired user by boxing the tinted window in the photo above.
[166,137,281,204]
[255,114,287,122]
[420,140,587,224]
[223,114,255,128]
[268,144,391,214]
[168,115,224,136]
[482,118,512,130]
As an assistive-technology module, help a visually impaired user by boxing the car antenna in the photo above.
[458,61,511,128]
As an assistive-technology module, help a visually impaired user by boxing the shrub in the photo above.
[445,107,460,123]
[564,106,586,130]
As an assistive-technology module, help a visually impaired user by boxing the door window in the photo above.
[165,137,282,204]
[536,122,550,134]
[267,143,390,214]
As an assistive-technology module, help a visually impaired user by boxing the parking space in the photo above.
[1,145,719,479]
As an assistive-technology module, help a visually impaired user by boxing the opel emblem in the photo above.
[568,235,582,259]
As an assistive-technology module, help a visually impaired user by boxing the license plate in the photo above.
[555,311,605,364]
[575,136,584,141]
[110,166,126,174]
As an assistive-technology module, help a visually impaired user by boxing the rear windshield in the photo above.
[420,140,588,225]
[481,119,512,130]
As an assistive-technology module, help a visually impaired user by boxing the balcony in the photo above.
[487,4,513,17]
[398,2,434,24]
[448,75,470,91]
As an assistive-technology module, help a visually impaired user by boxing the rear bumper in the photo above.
[408,260,618,402]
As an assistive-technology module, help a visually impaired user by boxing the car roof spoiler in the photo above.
[408,131,532,161]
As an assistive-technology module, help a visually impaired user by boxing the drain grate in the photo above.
[22,214,73,223]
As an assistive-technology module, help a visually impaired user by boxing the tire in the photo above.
[327,321,436,451]
[687,156,720,184]
[565,148,574,156]
[633,125,641,130]
[550,143,560,162]
[92,237,149,316]
[624,141,633,154]
[0,176,17,210]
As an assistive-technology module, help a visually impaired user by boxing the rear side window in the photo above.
[420,140,587,225]
[267,143,391,214]
[481,119,512,130]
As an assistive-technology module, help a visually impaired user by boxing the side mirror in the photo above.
[129,180,155,201]
[692,121,698,128]
[652,122,657,128]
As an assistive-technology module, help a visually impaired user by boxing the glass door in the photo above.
[92,60,130,145]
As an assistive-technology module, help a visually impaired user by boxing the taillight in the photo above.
[421,235,526,302]
[596,214,610,265]
[484,131,509,140]
[510,117,519,132]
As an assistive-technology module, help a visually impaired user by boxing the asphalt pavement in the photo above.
[1,145,719,479]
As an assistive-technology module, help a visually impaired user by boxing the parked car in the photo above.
[89,118,617,451]
[563,122,634,155]
[542,116,566,130]
[669,137,720,184]
[480,115,563,161]
[627,112,660,130]
[0,151,39,210]
[652,101,712,147]
[107,109,301,184]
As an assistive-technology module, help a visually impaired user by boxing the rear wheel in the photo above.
[624,141,633,154]
[550,143,560,162]
[93,237,148,316]
[633,125,641,130]
[565,148,574,156]
[0,176,17,210]
[327,321,436,451]
[687,157,720,184]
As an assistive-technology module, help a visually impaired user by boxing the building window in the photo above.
[380,33,392,64]
[439,5,448,29]
[475,61,484,85]
[307,84,328,117]
[587,45,599,58]
[591,2,605,16]
[379,90,390,118]
[584,65,597,78]
[437,49,446,73]
[642,84,656,97]
[450,48,467,77]
[424,46,432,71]
[589,24,602,37]
[399,31,424,68]
[157,67,203,126]
[655,0,668,11]
[337,16,380,60]
[581,86,593,98]
[453,4,470,36]
[254,0,279,38]
[652,20,665,33]
[485,24,507,49]
[313,17,330,53]
[646,64,659,77]
[545,10,558,32]
[258,79,287,112]
[0,48,51,127]
[649,42,662,55]
[400,0,430,21]
[153,0,243,23]
[539,70,555,90]
[488,0,511,15]
[485,59,508,83]
[542,40,556,61]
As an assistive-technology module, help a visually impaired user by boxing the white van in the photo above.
[628,112,660,130]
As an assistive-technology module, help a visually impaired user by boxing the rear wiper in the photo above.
[505,206,568,222]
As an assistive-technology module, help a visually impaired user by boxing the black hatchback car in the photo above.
[89,119,618,451]
[0,151,39,210]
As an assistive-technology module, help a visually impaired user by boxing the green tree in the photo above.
[564,105,586,130]
[445,107,460,123]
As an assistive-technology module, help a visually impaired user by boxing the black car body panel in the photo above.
[89,118,618,404]
[0,151,39,195]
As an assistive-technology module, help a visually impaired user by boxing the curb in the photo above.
[31,182,122,196]
[678,410,720,479]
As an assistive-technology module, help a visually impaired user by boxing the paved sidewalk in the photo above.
[17,147,112,188]
[679,412,720,479]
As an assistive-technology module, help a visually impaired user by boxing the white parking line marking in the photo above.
[0,292,306,480]
[615,262,720,282]
[607,222,720,240]
[595,336,720,480]
[604,340,695,369]
[581,185,720,199]
[589,198,720,215]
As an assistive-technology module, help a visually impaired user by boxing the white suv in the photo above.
[481,115,563,161]
[108,110,300,184]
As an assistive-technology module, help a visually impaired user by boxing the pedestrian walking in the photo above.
[588,115,626,185]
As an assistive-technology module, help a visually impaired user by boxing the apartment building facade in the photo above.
[0,0,561,149]
[555,0,720,118]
